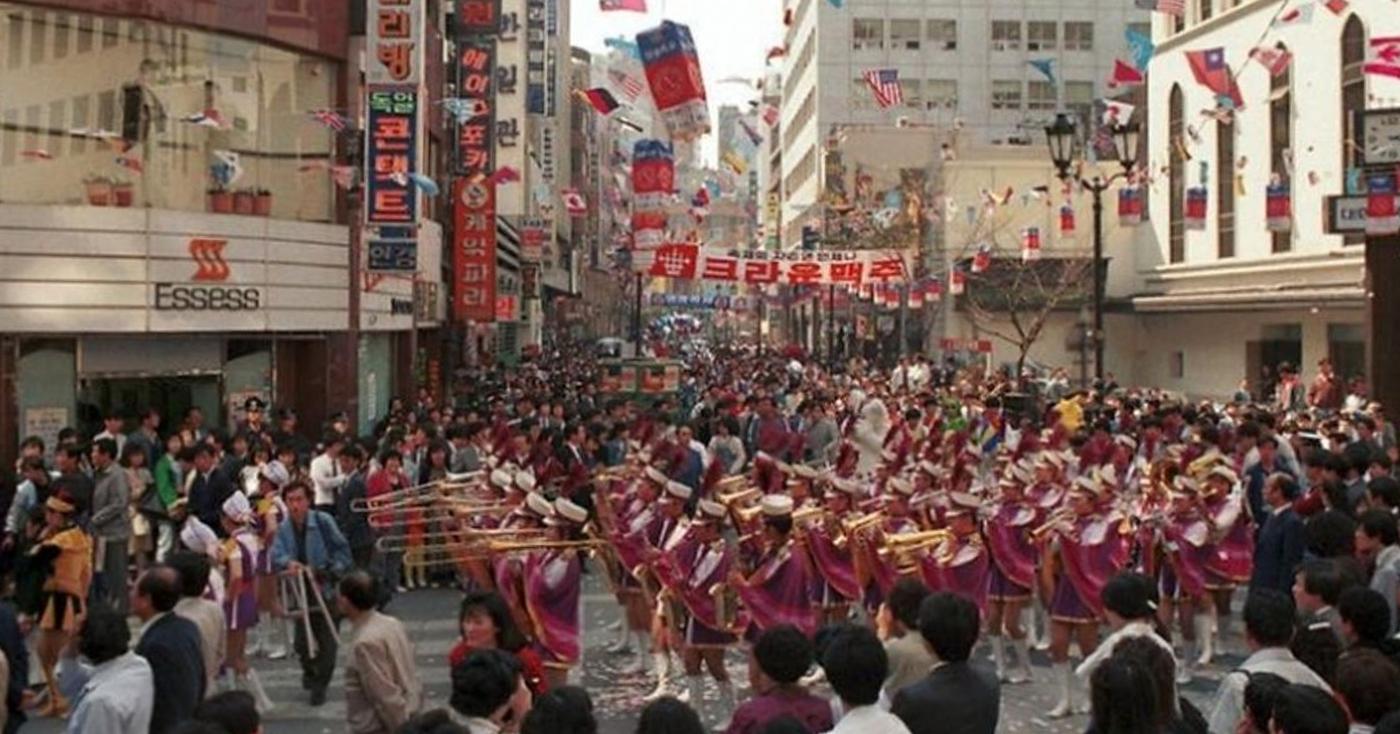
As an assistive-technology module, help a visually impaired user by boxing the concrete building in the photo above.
[778,0,1149,249]
[1139,0,1397,400]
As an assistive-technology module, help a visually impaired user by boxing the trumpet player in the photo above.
[984,474,1038,684]
[602,466,666,673]
[920,494,989,614]
[522,497,591,689]
[803,476,863,626]
[729,495,817,639]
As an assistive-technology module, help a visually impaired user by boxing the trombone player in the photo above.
[522,497,593,689]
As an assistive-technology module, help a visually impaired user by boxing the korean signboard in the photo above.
[368,0,425,86]
[645,244,909,287]
[367,225,418,272]
[453,179,497,322]
[365,88,419,225]
[526,0,551,116]
[457,0,501,35]
[520,217,547,261]
[455,36,496,177]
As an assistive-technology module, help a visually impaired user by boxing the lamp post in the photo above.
[1043,112,1139,384]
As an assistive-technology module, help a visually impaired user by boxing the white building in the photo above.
[1139,0,1398,399]
[778,0,1148,248]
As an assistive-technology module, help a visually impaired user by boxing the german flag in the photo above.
[577,88,620,115]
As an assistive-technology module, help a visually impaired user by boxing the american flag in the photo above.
[1136,0,1185,16]
[608,70,646,101]
[863,69,903,109]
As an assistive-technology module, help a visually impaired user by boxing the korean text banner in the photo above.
[368,0,425,85]
[453,179,497,323]
[365,88,419,225]
[637,21,710,141]
[647,245,910,286]
[632,139,675,212]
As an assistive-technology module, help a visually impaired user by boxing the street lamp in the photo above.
[1043,112,1138,384]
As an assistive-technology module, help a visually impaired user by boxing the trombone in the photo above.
[366,501,518,531]
[389,535,609,566]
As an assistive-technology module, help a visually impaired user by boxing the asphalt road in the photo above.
[17,567,1237,733]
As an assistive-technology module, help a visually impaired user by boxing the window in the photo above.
[28,11,45,65]
[992,80,1022,110]
[1064,22,1094,51]
[1170,352,1185,379]
[100,15,118,47]
[853,18,883,51]
[1027,21,1057,51]
[925,80,957,110]
[890,19,920,50]
[991,21,1021,52]
[1199,0,1213,22]
[1066,81,1095,131]
[1341,16,1366,245]
[901,78,922,109]
[1271,47,1292,253]
[76,14,92,53]
[1217,123,1235,258]
[53,13,69,59]
[70,95,88,153]
[47,99,65,158]
[1028,80,1057,110]
[927,19,956,51]
[6,14,21,69]
[1169,85,1185,263]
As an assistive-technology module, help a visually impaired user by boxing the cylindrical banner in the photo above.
[1185,187,1208,231]
[950,270,966,295]
[1059,204,1076,236]
[1367,173,1399,235]
[1021,227,1042,262]
[1117,186,1142,227]
[1265,183,1292,232]
[632,139,675,212]
[637,21,711,141]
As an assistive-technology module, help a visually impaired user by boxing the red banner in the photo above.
[495,294,519,321]
[636,22,710,140]
[644,244,908,286]
[453,179,497,323]
[941,338,993,354]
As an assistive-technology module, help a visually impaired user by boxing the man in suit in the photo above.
[1251,473,1307,594]
[188,445,236,539]
[891,591,1000,734]
[131,566,207,734]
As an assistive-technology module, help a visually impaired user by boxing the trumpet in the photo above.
[717,487,762,508]
[1030,508,1077,540]
[842,511,886,535]
[390,536,607,564]
[350,482,496,513]
[714,475,752,493]
[882,529,953,551]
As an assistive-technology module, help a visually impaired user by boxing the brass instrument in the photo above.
[1030,508,1077,540]
[717,487,762,508]
[714,475,751,493]
[791,506,824,525]
[842,511,886,535]
[877,529,953,572]
[711,581,743,633]
[377,527,551,555]
[366,501,517,531]
[350,479,497,513]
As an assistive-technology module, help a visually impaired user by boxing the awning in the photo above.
[495,217,522,272]
[1132,284,1365,313]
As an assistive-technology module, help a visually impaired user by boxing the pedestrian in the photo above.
[1088,654,1161,734]
[56,608,154,734]
[449,649,531,734]
[890,591,1001,734]
[335,444,375,570]
[31,491,92,718]
[447,590,547,695]
[1336,587,1400,663]
[1250,473,1307,594]
[271,481,351,706]
[725,625,833,734]
[1333,649,1400,732]
[310,435,348,516]
[520,686,597,734]
[876,578,935,696]
[122,441,156,573]
[1206,590,1330,734]
[152,433,185,561]
[168,552,226,698]
[187,445,236,539]
[89,437,131,615]
[339,570,423,733]
[192,691,261,734]
[1268,684,1347,734]
[823,626,912,734]
[636,696,704,734]
[1354,509,1400,634]
[131,565,208,734]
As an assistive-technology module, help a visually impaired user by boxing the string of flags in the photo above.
[599,0,646,12]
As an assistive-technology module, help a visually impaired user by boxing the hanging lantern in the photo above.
[950,269,967,295]
[925,280,942,303]
[1366,173,1399,235]
[908,282,924,309]
[1021,227,1042,262]
[1266,182,1292,232]
[1059,204,1076,236]
[1117,186,1142,226]
[971,244,991,274]
[1185,186,1208,231]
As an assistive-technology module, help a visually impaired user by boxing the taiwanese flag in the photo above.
[1060,204,1077,235]
[579,88,620,115]
[971,244,991,274]
[1185,48,1245,110]
[1367,174,1399,235]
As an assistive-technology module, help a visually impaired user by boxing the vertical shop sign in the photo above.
[368,0,425,85]
[364,88,419,225]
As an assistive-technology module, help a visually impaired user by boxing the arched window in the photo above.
[1341,16,1366,245]
[1271,44,1292,253]
[1218,116,1235,259]
[1169,85,1184,263]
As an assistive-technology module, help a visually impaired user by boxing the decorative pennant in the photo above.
[1126,27,1155,72]
[1364,37,1400,80]
[562,188,588,216]
[579,88,622,115]
[441,97,488,124]
[1028,59,1057,84]
[182,108,227,129]
[1021,227,1042,262]
[1109,59,1145,88]
[1185,186,1208,230]
[308,109,349,131]
[487,166,521,185]
[1250,44,1293,77]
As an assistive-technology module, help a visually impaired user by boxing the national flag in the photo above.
[183,108,227,128]
[766,46,787,62]
[607,69,646,101]
[864,69,903,108]
[1136,0,1185,17]
[1021,228,1043,262]
[1109,59,1145,88]
[1323,0,1349,15]
[562,188,588,216]
[579,88,621,115]
[309,109,348,131]
[600,0,647,11]
[487,166,521,185]
[971,244,991,274]
[1028,58,1057,84]
[1250,45,1293,77]
[1364,37,1400,80]
[1103,99,1136,125]
[1272,4,1315,27]
[1126,27,1155,72]
[1185,48,1244,110]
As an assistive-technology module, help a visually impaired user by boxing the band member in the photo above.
[1197,464,1252,666]
[494,491,554,637]
[803,477,862,625]
[219,492,274,711]
[604,466,667,672]
[523,497,590,689]
[922,494,990,614]
[31,492,92,717]
[1152,476,1211,683]
[655,499,739,730]
[985,475,1037,684]
[252,462,290,660]
[730,495,816,638]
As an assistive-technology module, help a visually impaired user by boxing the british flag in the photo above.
[863,69,903,109]
[309,109,348,132]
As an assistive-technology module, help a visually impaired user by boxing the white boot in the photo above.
[1033,604,1052,651]
[643,653,674,702]
[1048,662,1074,719]
[1176,641,1195,685]
[263,617,288,660]
[1195,612,1215,667]
[1009,637,1033,684]
[608,625,634,654]
[686,676,705,710]
[713,680,736,732]
[240,669,276,713]
[990,635,1007,681]
[246,624,263,657]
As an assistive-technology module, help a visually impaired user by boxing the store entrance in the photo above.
[76,375,222,439]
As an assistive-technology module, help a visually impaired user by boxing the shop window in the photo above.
[1027,21,1057,51]
[927,19,956,51]
[991,21,1021,52]
[1064,22,1094,51]
[890,19,920,50]
[992,80,1022,110]
[853,18,883,51]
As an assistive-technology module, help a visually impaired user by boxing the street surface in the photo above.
[17,567,1235,733]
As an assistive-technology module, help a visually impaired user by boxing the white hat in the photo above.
[1010,463,1034,484]
[665,481,693,501]
[1115,435,1139,451]
[696,499,727,523]
[260,462,291,489]
[887,477,915,497]
[645,467,669,485]
[180,517,220,559]
[1096,464,1119,487]
[1174,476,1200,494]
[760,494,795,517]
[221,492,253,523]
[1072,475,1101,496]
[491,469,515,489]
[829,476,861,496]
[1207,465,1239,485]
[917,460,941,476]
[946,492,981,517]
[525,492,554,517]
[1043,451,1066,468]
[552,498,589,525]
[515,472,537,492]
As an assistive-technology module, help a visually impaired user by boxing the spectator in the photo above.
[1354,510,1400,634]
[334,445,375,571]
[57,607,155,734]
[1246,436,1289,531]
[1104,636,1209,734]
[169,552,227,698]
[877,578,935,696]
[520,686,597,734]
[338,570,423,733]
[1293,559,1348,642]
[310,436,348,515]
[89,437,131,614]
[1269,684,1347,734]
[400,710,468,734]
[1378,712,1400,734]
[891,592,1000,734]
[448,591,546,695]
[1333,649,1400,731]
[823,626,911,734]
[449,649,530,734]
[187,446,236,539]
[1206,590,1330,734]
[1238,672,1289,734]
[636,697,705,734]
[192,691,260,734]
[1079,572,1174,680]
[1088,655,1160,734]
[0,602,24,734]
[1251,473,1307,594]
[726,625,833,734]
[1337,587,1400,664]
[132,566,208,734]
